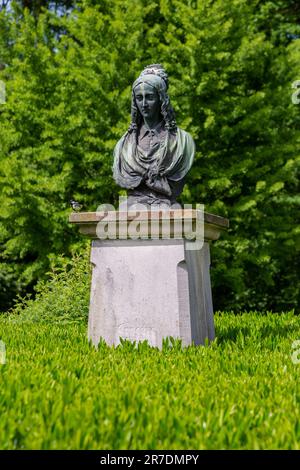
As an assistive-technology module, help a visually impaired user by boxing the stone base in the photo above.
[88,238,215,348]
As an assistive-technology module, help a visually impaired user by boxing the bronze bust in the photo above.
[113,64,195,209]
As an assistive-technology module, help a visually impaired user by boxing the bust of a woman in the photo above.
[113,64,195,209]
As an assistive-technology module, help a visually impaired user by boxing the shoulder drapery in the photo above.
[112,128,195,192]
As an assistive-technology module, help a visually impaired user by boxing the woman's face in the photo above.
[134,82,161,123]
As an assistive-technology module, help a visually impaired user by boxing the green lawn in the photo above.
[0,312,300,449]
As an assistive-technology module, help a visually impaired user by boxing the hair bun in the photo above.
[140,64,169,89]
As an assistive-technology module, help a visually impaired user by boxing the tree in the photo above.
[0,1,75,14]
[0,0,299,312]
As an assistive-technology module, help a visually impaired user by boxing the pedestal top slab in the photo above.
[69,209,229,242]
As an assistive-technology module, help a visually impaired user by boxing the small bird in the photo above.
[70,199,83,212]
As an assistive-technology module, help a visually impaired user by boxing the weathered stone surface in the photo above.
[88,238,215,348]
[69,209,229,348]
[69,209,229,242]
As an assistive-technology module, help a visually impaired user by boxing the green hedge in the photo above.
[0,311,299,449]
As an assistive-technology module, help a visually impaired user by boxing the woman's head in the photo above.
[129,64,177,133]
[134,81,161,125]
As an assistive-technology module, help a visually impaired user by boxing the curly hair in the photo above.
[128,64,177,134]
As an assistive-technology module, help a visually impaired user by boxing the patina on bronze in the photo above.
[113,64,195,208]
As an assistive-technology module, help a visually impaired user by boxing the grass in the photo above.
[0,311,300,449]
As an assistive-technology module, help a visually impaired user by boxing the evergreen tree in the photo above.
[0,0,299,312]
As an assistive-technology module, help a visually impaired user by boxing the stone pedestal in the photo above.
[69,210,229,348]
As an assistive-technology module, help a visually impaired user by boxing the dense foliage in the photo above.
[9,249,90,322]
[1,311,299,449]
[0,0,299,312]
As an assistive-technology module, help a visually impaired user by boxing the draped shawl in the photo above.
[112,128,195,197]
